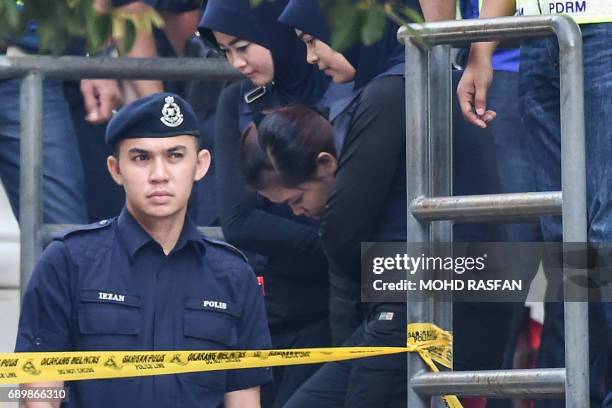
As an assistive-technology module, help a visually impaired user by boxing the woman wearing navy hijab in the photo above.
[276,3,509,408]
[278,0,410,344]
[199,1,333,407]
[254,1,416,406]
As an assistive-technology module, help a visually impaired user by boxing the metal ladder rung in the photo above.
[411,368,565,398]
[410,191,562,223]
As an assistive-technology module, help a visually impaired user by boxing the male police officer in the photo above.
[15,93,273,407]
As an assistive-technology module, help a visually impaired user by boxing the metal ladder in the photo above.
[399,16,588,407]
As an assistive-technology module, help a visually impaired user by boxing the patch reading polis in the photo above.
[378,312,394,321]
[202,300,227,310]
[160,96,184,127]
[184,297,239,316]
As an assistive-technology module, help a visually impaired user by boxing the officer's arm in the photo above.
[15,242,73,408]
[456,0,516,127]
[420,0,455,21]
[224,268,273,395]
[224,386,261,408]
[115,1,164,98]
[20,381,64,408]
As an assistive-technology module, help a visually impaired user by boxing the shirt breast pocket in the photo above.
[77,289,141,350]
[180,298,240,390]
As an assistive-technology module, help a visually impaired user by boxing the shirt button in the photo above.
[99,219,108,225]
[34,337,42,346]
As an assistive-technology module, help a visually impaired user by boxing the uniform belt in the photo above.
[516,0,612,23]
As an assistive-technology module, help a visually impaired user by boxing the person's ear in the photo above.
[107,155,123,186]
[194,149,211,182]
[315,152,337,177]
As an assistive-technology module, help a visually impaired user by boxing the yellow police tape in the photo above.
[0,323,462,407]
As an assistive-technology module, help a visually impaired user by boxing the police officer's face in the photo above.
[258,153,337,219]
[296,30,356,84]
[107,136,210,221]
[213,31,275,86]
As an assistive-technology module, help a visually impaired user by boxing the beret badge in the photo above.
[160,96,184,128]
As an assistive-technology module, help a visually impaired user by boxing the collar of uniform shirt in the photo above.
[116,207,205,259]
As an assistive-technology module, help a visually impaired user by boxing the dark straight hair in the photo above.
[240,105,336,189]
[240,122,281,190]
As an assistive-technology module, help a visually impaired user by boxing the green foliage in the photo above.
[0,0,163,55]
[123,18,136,52]
[111,6,164,53]
[0,0,20,34]
[249,0,423,51]
[0,0,421,55]
[327,1,363,51]
[326,0,424,50]
[87,12,111,51]
[361,3,386,45]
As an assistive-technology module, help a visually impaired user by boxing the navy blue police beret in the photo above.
[105,92,199,145]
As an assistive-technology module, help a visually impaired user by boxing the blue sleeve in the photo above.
[15,241,73,352]
[225,269,273,391]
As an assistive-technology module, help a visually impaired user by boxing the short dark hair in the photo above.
[244,105,336,187]
[240,123,282,190]
[111,141,120,158]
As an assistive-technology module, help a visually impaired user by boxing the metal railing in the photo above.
[2,56,241,296]
[399,15,588,407]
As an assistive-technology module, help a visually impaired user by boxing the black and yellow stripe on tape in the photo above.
[0,323,462,408]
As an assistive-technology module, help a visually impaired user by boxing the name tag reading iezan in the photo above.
[98,291,126,302]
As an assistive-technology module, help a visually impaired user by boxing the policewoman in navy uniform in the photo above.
[199,1,337,406]
[15,93,273,408]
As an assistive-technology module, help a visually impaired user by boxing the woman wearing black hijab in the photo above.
[199,1,336,406]
[240,1,417,406]
[279,0,410,347]
[275,3,509,407]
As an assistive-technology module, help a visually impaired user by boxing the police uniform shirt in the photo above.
[15,208,273,407]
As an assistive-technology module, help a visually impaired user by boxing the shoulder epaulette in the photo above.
[202,236,248,263]
[52,219,113,241]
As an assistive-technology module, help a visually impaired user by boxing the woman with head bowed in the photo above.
[279,0,410,341]
[281,1,514,398]
[199,1,338,406]
[238,1,420,405]
[243,2,514,406]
